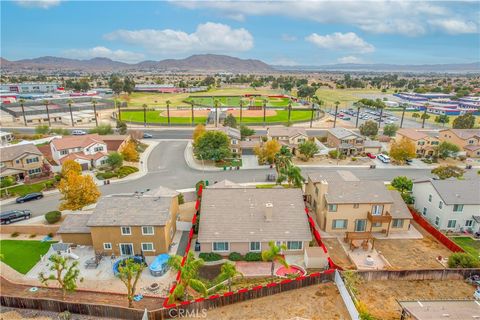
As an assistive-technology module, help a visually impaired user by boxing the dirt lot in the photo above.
[192,282,350,320]
[375,222,453,269]
[322,238,356,270]
[357,279,475,320]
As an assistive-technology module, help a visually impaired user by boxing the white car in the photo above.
[71,130,87,135]
[377,154,391,163]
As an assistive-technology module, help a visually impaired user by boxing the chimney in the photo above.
[265,202,273,221]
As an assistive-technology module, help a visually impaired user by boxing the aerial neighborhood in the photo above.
[0,1,479,319]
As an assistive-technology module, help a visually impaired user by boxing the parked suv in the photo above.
[16,192,43,203]
[1,210,32,224]
[377,154,391,163]
[72,130,87,135]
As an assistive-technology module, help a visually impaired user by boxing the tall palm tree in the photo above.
[376,100,386,128]
[116,96,122,121]
[421,103,429,129]
[310,96,324,128]
[261,241,289,277]
[167,252,208,302]
[333,101,340,128]
[274,146,293,176]
[91,99,98,127]
[277,165,304,188]
[239,99,244,124]
[142,104,147,127]
[287,100,292,126]
[166,100,171,126]
[213,99,220,127]
[399,103,407,128]
[353,101,362,128]
[190,100,195,126]
[218,262,243,292]
[19,99,27,126]
[66,99,75,127]
[43,100,51,126]
[262,98,268,127]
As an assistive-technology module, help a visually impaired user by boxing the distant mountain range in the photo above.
[1,54,478,73]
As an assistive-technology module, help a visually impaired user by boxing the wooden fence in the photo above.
[355,268,480,281]
[1,224,60,236]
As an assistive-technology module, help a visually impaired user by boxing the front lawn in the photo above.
[450,236,480,259]
[0,178,56,198]
[0,240,56,274]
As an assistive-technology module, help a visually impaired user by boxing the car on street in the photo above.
[1,210,32,224]
[377,154,391,163]
[406,159,413,165]
[143,133,153,138]
[72,130,87,135]
[366,152,376,159]
[15,192,43,203]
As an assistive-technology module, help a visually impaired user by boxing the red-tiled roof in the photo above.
[51,134,105,150]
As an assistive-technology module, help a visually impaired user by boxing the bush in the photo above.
[54,174,61,182]
[11,232,19,237]
[96,171,117,180]
[448,252,480,268]
[178,193,185,205]
[351,157,357,162]
[1,176,15,188]
[45,211,62,224]
[47,232,54,238]
[44,180,54,189]
[116,166,139,178]
[228,252,243,261]
[245,252,262,261]
[29,234,37,238]
[199,252,222,262]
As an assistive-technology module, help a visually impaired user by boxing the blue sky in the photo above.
[1,0,479,65]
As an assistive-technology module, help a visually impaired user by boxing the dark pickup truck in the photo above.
[1,210,32,224]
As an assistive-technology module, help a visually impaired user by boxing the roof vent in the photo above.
[265,202,273,221]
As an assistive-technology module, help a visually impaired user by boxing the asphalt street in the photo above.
[1,140,444,217]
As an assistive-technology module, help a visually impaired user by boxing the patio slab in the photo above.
[338,239,389,270]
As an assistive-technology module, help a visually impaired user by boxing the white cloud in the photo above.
[104,22,253,55]
[15,0,61,9]
[63,47,145,63]
[174,1,477,36]
[337,56,363,64]
[281,34,297,42]
[306,32,375,53]
[429,19,478,34]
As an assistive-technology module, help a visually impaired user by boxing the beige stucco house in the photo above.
[58,186,180,257]
[198,187,312,255]
[395,128,439,157]
[266,127,308,153]
[0,143,45,180]
[439,129,480,158]
[208,126,242,156]
[305,171,412,236]
[327,128,366,156]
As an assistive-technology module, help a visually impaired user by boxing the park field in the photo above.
[391,110,480,128]
[315,88,394,108]
[185,95,293,107]
[121,110,207,124]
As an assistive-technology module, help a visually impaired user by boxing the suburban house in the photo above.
[0,131,14,146]
[266,127,308,152]
[209,126,242,156]
[439,129,480,158]
[326,128,382,155]
[412,178,480,232]
[57,186,180,256]
[305,171,412,236]
[0,143,45,180]
[395,129,440,157]
[198,188,312,255]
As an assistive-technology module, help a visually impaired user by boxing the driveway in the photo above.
[241,155,270,169]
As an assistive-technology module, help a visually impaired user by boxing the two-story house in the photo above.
[208,127,242,156]
[305,171,412,236]
[266,127,308,153]
[57,186,180,256]
[50,134,109,170]
[412,178,480,232]
[327,128,366,155]
[439,129,480,158]
[0,143,45,180]
[395,129,440,157]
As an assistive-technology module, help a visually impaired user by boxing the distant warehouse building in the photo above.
[0,82,60,94]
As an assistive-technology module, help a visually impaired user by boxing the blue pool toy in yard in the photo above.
[41,236,53,242]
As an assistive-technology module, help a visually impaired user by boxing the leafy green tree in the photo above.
[274,146,293,175]
[390,138,416,164]
[35,125,50,135]
[412,112,420,120]
[298,140,319,160]
[240,125,255,139]
[117,258,145,308]
[452,114,475,129]
[435,115,450,127]
[431,165,465,180]
[223,113,237,128]
[89,124,113,135]
[437,141,460,159]
[107,152,123,169]
[448,252,480,268]
[109,75,124,95]
[391,176,413,194]
[116,120,127,135]
[359,120,379,137]
[382,123,399,137]
[194,131,232,162]
[218,262,243,292]
[262,241,289,277]
[123,77,136,94]
[39,254,83,300]
[168,252,208,302]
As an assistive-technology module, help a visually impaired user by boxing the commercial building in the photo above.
[0,82,60,93]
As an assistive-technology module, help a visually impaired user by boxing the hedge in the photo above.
[228,252,243,261]
[245,252,262,261]
[45,211,62,224]
[117,166,139,178]
[199,252,222,262]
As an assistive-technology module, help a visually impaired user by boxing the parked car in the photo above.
[377,154,391,163]
[16,192,43,203]
[405,159,413,165]
[143,133,153,138]
[72,130,87,135]
[1,210,32,224]
[366,153,376,159]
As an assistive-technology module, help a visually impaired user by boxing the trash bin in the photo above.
[205,180,209,186]
[370,164,376,169]
[466,164,472,169]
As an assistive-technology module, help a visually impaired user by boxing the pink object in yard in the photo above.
[275,265,306,277]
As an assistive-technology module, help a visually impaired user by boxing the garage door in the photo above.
[242,148,255,155]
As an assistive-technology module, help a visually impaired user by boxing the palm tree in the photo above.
[166,100,171,126]
[274,146,293,176]
[190,100,195,126]
[277,164,304,188]
[19,99,27,126]
[353,101,362,128]
[399,103,407,128]
[91,99,99,127]
[142,103,147,127]
[218,262,243,292]
[43,100,51,126]
[262,98,268,127]
[311,96,324,128]
[66,99,75,127]
[421,104,429,128]
[239,99,244,124]
[167,252,208,302]
[333,101,340,128]
[115,96,122,121]
[376,99,386,128]
[213,99,220,127]
[261,241,289,277]
[287,100,292,126]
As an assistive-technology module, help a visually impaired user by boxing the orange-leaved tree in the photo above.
[58,172,100,210]
[121,140,139,162]
[61,160,82,177]
[389,137,416,164]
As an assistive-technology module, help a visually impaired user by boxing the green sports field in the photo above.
[185,95,294,107]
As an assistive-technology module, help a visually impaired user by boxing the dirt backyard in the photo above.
[192,282,350,320]
[357,279,475,320]
[375,222,453,269]
[322,238,356,270]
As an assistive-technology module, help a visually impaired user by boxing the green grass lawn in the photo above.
[186,95,292,107]
[315,88,394,108]
[450,237,480,259]
[391,110,480,128]
[240,110,312,123]
[0,240,56,274]
[0,178,56,198]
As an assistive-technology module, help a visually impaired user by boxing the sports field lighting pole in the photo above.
[263,98,267,127]
[19,99,27,126]
[67,99,75,127]
[190,101,195,126]
[239,99,243,124]
[92,99,98,127]
[333,101,340,128]
[287,101,292,126]
[400,103,407,128]
[143,104,147,127]
[44,100,51,127]
[166,100,171,127]
[354,102,361,128]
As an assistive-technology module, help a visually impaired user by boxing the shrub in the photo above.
[1,176,15,188]
[228,252,243,261]
[178,193,185,205]
[11,232,19,238]
[29,234,37,238]
[448,252,480,268]
[47,232,54,238]
[54,174,62,182]
[199,252,222,262]
[458,155,467,161]
[97,171,117,180]
[116,166,138,178]
[44,180,54,189]
[245,252,262,261]
[45,211,62,224]
[351,157,357,162]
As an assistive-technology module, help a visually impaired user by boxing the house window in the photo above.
[439,201,443,209]
[328,204,337,212]
[392,219,404,228]
[447,220,456,229]
[249,242,261,252]
[26,157,39,164]
[28,168,41,175]
[60,150,68,155]
[431,141,439,145]
[428,194,432,202]
[422,207,427,216]
[353,203,359,209]
[142,226,154,235]
[371,205,384,215]
[435,216,440,227]
[141,243,154,252]
[103,243,112,250]
[287,241,303,250]
[465,220,474,227]
[453,204,464,212]
[468,139,475,144]
[94,146,103,152]
[121,226,131,235]
[332,219,348,230]
[212,242,229,252]
[231,139,238,145]
[372,222,382,227]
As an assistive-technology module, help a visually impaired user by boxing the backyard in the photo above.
[0,240,56,274]
[450,236,480,259]
[322,238,356,270]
